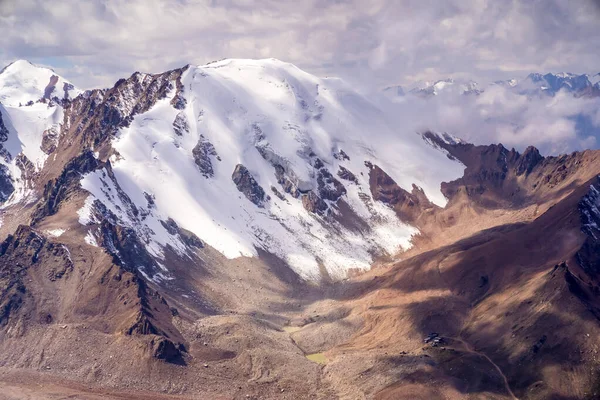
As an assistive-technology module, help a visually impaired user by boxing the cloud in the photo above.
[1,0,600,154]
[379,86,600,156]
[0,0,599,91]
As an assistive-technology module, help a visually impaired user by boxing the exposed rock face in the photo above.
[302,191,328,214]
[300,159,347,215]
[0,226,44,329]
[515,146,543,176]
[0,225,186,363]
[316,165,346,202]
[30,151,101,225]
[368,163,435,222]
[172,111,189,136]
[232,164,265,207]
[0,110,13,203]
[192,136,219,177]
[423,132,536,207]
[270,186,286,201]
[62,82,75,101]
[40,126,60,155]
[0,165,13,203]
[575,179,600,278]
[43,75,59,100]
[0,226,75,329]
[64,66,189,150]
[337,166,358,184]
[161,218,203,249]
[274,164,301,198]
[0,109,12,162]
[150,336,184,363]
[0,111,8,143]
[333,149,350,161]
[98,212,159,274]
[170,72,187,110]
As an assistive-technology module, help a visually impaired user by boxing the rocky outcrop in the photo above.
[30,151,101,225]
[63,82,75,101]
[0,226,73,329]
[43,75,59,100]
[316,165,346,202]
[271,186,286,201]
[150,336,184,363]
[172,111,189,136]
[192,136,220,177]
[302,191,328,214]
[232,164,266,207]
[0,164,13,203]
[515,146,543,176]
[0,110,8,143]
[274,164,301,198]
[170,71,187,110]
[161,218,203,249]
[337,166,358,184]
[368,163,435,222]
[0,108,12,163]
[64,66,189,150]
[40,126,60,154]
[0,110,13,202]
[423,132,538,207]
[575,179,600,278]
[300,159,347,215]
[0,225,186,364]
[333,149,350,161]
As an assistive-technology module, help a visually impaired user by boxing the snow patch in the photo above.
[84,230,98,247]
[45,228,65,237]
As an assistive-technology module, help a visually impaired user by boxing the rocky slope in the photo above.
[0,59,600,399]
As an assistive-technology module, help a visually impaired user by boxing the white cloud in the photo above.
[379,85,600,156]
[1,0,600,153]
[0,0,598,90]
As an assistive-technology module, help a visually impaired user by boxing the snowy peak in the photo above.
[69,58,465,280]
[0,59,79,106]
[519,72,592,96]
[406,78,481,97]
[387,72,599,100]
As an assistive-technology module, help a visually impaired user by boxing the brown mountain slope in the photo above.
[316,176,599,399]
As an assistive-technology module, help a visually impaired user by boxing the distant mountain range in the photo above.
[384,72,600,99]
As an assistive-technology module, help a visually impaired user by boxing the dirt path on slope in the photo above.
[451,337,518,400]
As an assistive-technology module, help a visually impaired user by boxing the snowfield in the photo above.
[78,59,464,279]
[0,60,80,207]
[0,57,466,279]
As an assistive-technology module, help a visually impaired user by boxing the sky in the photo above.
[1,0,599,91]
[1,0,600,155]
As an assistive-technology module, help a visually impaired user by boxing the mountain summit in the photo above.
[0,60,79,106]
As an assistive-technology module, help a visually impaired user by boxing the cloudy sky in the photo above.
[1,0,599,90]
[1,0,600,155]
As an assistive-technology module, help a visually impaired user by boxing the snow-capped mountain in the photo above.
[0,61,81,206]
[0,60,79,106]
[388,72,600,99]
[4,59,600,400]
[0,58,465,280]
[516,72,597,97]
[408,78,481,98]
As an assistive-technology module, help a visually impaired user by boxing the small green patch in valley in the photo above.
[282,326,303,333]
[306,353,327,365]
